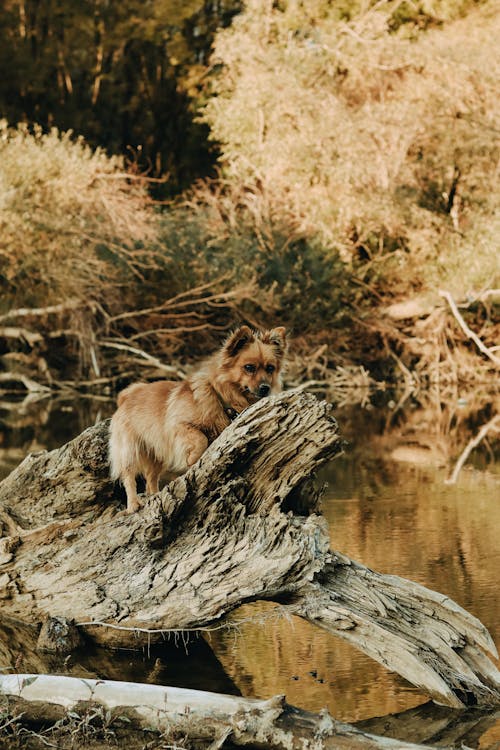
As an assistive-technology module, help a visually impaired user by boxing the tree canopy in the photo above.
[0,0,241,192]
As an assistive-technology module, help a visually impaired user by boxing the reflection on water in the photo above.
[0,394,108,480]
[207,390,500,732]
[208,448,500,722]
[0,388,499,746]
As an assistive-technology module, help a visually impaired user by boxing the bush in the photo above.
[200,0,499,300]
[159,182,351,335]
[0,121,157,313]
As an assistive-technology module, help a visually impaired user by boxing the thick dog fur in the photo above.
[109,325,287,512]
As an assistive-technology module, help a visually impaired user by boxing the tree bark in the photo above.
[0,390,499,709]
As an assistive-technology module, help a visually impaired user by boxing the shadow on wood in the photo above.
[0,390,499,710]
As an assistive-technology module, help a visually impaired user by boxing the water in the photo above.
[0,389,499,746]
[207,392,500,737]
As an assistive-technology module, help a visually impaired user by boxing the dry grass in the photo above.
[187,0,500,385]
[0,124,264,386]
[0,122,158,312]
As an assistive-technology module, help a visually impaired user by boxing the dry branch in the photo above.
[439,290,500,366]
[0,300,84,324]
[445,414,500,484]
[0,373,50,394]
[97,340,187,378]
[0,390,499,710]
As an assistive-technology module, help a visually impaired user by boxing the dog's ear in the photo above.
[265,326,287,358]
[224,325,255,358]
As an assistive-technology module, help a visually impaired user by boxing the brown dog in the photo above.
[109,325,287,512]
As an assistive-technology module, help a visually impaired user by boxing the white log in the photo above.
[0,674,435,749]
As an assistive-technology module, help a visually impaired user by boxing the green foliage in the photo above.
[158,195,348,332]
[0,0,241,193]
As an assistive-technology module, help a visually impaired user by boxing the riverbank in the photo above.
[0,2,498,392]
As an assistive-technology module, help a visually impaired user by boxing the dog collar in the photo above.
[224,406,239,421]
[214,389,240,421]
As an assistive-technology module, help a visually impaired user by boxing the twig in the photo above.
[107,277,253,323]
[0,300,83,324]
[439,290,500,366]
[387,348,416,389]
[478,288,500,301]
[129,323,227,341]
[445,414,500,484]
[98,341,186,378]
[89,345,100,378]
[350,275,385,302]
[76,606,293,637]
[0,327,43,345]
[457,289,500,308]
[0,372,51,393]
[56,373,135,387]
[290,379,335,392]
[0,711,25,730]
[91,171,168,183]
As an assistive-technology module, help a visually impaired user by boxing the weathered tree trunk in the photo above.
[0,674,435,750]
[0,390,499,710]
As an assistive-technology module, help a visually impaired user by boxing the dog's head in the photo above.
[221,325,287,403]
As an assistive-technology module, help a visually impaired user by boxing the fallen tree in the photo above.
[0,390,499,712]
[0,674,432,750]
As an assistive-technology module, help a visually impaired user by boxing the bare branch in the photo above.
[439,290,500,366]
[0,300,83,324]
[446,414,500,484]
[98,340,186,378]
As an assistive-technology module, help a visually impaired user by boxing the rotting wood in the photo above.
[0,674,436,750]
[0,389,499,710]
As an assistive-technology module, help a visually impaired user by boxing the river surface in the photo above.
[0,387,499,747]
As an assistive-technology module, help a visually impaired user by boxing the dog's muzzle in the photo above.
[258,382,271,397]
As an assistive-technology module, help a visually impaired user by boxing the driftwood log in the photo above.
[2,622,499,748]
[1,680,498,750]
[1,620,498,749]
[0,390,499,712]
[0,674,434,750]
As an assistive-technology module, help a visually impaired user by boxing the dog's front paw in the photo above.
[126,498,143,513]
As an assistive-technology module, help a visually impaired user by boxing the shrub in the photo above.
[200,0,499,300]
[159,182,351,335]
[0,121,157,313]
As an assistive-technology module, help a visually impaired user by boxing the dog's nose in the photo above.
[258,382,271,397]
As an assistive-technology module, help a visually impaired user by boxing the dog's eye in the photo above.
[244,363,256,373]
[265,364,275,374]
